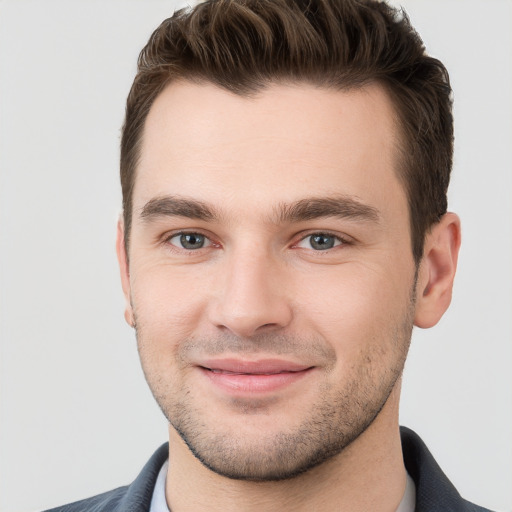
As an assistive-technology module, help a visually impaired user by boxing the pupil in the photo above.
[311,234,334,250]
[181,233,204,249]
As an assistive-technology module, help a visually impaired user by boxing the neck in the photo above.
[166,384,406,512]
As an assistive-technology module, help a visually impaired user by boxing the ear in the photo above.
[116,217,135,328]
[414,212,461,328]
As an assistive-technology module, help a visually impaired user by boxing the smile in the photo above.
[207,369,304,375]
[197,359,315,394]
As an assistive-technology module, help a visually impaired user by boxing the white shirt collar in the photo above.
[149,459,416,512]
[149,459,170,512]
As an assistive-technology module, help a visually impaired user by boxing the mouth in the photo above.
[207,368,305,375]
[197,358,315,394]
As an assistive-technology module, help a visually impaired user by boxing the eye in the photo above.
[296,233,343,251]
[168,232,212,250]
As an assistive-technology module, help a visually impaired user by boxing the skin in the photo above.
[117,81,461,511]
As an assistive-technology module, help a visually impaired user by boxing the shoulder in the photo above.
[400,426,495,512]
[41,443,169,512]
[42,486,128,512]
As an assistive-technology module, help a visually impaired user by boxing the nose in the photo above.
[208,246,293,338]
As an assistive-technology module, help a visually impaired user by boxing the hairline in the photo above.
[123,77,422,265]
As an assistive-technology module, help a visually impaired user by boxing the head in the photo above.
[121,0,454,265]
[117,0,460,482]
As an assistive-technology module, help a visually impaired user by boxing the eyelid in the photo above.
[159,228,351,252]
[293,231,351,249]
[163,230,218,250]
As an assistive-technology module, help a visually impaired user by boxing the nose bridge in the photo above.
[209,241,292,337]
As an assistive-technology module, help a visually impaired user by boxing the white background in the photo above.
[0,1,510,511]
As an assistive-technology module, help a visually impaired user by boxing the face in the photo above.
[120,81,419,480]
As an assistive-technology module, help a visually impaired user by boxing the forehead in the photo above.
[135,81,405,217]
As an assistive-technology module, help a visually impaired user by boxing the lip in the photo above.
[198,358,314,394]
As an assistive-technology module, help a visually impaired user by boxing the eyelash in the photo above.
[295,231,350,251]
[163,230,350,252]
[164,231,217,252]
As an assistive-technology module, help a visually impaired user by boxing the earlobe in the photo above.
[414,213,461,329]
[116,217,135,328]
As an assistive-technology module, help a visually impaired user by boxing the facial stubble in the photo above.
[133,283,415,482]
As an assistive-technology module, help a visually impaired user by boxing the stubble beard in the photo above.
[135,296,415,482]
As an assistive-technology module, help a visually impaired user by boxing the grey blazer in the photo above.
[43,427,494,512]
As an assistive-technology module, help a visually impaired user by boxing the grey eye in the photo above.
[296,233,342,251]
[169,233,210,250]
[309,234,336,250]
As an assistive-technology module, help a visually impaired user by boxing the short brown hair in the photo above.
[121,0,453,264]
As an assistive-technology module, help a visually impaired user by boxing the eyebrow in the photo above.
[140,195,219,222]
[139,194,380,225]
[274,196,381,224]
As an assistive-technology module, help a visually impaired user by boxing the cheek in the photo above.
[296,263,413,354]
[130,262,212,343]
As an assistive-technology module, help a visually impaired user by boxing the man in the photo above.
[44,0,493,510]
